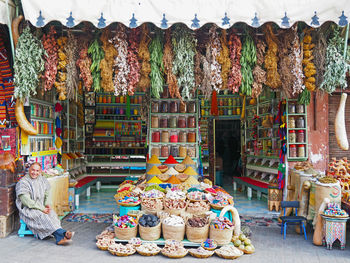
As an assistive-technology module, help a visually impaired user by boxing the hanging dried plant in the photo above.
[172,24,197,99]
[302,30,316,93]
[199,46,212,99]
[163,29,182,101]
[88,35,104,93]
[112,24,129,96]
[227,31,241,93]
[100,29,117,92]
[208,25,222,92]
[138,24,151,91]
[263,24,281,90]
[55,36,67,100]
[217,29,231,90]
[314,28,327,88]
[240,32,256,96]
[65,31,79,100]
[76,36,93,91]
[251,37,266,98]
[127,28,141,96]
[149,28,164,98]
[41,26,58,92]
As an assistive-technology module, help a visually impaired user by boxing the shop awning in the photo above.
[22,0,350,29]
[0,0,15,25]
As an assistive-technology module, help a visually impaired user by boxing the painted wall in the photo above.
[306,91,329,172]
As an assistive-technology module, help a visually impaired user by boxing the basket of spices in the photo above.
[141,189,164,215]
[175,163,186,173]
[161,239,188,258]
[163,155,179,168]
[186,215,210,243]
[162,215,186,241]
[209,217,234,245]
[96,237,115,251]
[164,190,188,216]
[186,201,210,215]
[138,214,161,241]
[201,238,217,251]
[113,215,138,240]
[176,173,189,182]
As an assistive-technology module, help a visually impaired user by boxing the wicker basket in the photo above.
[136,249,161,256]
[186,224,209,243]
[139,223,161,241]
[188,250,214,258]
[186,205,210,215]
[210,203,226,210]
[96,243,109,251]
[209,225,233,245]
[141,198,163,215]
[161,250,188,258]
[201,240,217,251]
[215,251,242,259]
[109,250,136,257]
[114,226,138,240]
[162,223,185,241]
[117,201,141,207]
[164,199,188,216]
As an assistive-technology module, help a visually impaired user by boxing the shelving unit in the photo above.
[199,94,242,119]
[149,92,199,161]
[286,99,308,161]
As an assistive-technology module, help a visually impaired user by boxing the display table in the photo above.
[47,175,69,216]
[321,215,348,250]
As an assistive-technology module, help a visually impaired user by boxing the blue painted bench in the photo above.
[74,176,98,209]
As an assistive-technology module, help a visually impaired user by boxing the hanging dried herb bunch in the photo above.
[208,24,222,92]
[138,24,151,91]
[127,28,141,95]
[200,47,212,99]
[65,31,79,100]
[302,30,316,92]
[55,36,68,100]
[240,32,256,96]
[76,35,93,91]
[227,31,242,93]
[88,34,104,92]
[41,26,58,92]
[14,26,45,100]
[149,28,164,98]
[320,27,349,94]
[251,37,266,98]
[172,24,197,99]
[217,29,231,90]
[313,28,327,88]
[100,29,117,92]
[163,29,181,101]
[263,24,281,90]
[112,24,129,96]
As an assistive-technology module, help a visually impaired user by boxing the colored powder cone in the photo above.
[164,155,178,164]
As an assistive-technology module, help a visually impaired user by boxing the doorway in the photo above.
[215,120,241,187]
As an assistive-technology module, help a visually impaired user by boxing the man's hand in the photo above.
[43,207,50,214]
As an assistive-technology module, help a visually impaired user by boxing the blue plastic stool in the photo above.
[18,219,35,237]
[210,208,232,221]
[119,205,141,217]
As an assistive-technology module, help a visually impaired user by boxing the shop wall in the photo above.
[328,92,350,160]
[306,91,329,172]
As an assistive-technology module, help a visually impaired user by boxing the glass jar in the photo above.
[289,144,297,158]
[289,130,296,143]
[170,131,178,143]
[161,101,169,113]
[187,147,196,157]
[179,145,187,157]
[162,86,169,98]
[161,131,170,143]
[296,104,304,114]
[152,131,160,142]
[152,102,159,113]
[179,102,187,113]
[297,130,305,143]
[170,145,179,157]
[170,101,178,113]
[288,103,296,114]
[288,117,295,128]
[169,116,177,128]
[296,117,305,128]
[138,96,142,104]
[179,131,187,143]
[160,117,168,128]
[187,102,196,113]
[151,116,159,128]
[297,144,305,158]
[187,116,196,128]
[161,145,169,157]
[120,96,124,104]
[187,132,196,142]
[107,95,111,103]
[178,116,186,128]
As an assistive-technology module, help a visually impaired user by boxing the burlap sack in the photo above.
[162,223,185,241]
[139,223,161,241]
[114,225,137,240]
[186,224,209,243]
[209,225,233,245]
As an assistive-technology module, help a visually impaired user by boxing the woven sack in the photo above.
[186,223,209,243]
[162,223,185,241]
[141,198,163,215]
[114,225,138,240]
[164,199,188,216]
[209,225,233,245]
[139,223,161,241]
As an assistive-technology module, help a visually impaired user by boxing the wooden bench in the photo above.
[74,176,98,209]
[233,177,268,200]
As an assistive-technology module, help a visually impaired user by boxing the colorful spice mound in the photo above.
[164,155,178,164]
[138,24,151,91]
[182,156,196,165]
[14,26,45,100]
[172,24,197,99]
[127,28,141,95]
[149,29,164,98]
[165,167,179,176]
[100,29,117,92]
[211,217,234,229]
[148,154,161,164]
[144,184,166,193]
[183,166,198,176]
[112,24,129,96]
[167,175,181,185]
[113,215,137,228]
[227,32,242,93]
[263,24,281,90]
[147,165,162,175]
[88,36,104,92]
[147,176,162,184]
[41,26,58,92]
[240,33,256,96]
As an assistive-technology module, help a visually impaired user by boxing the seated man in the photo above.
[16,162,74,245]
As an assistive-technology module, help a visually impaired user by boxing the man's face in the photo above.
[29,164,41,179]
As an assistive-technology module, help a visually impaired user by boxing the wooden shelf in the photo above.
[87,162,145,167]
[31,116,54,122]
[30,98,54,106]
[246,164,279,174]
